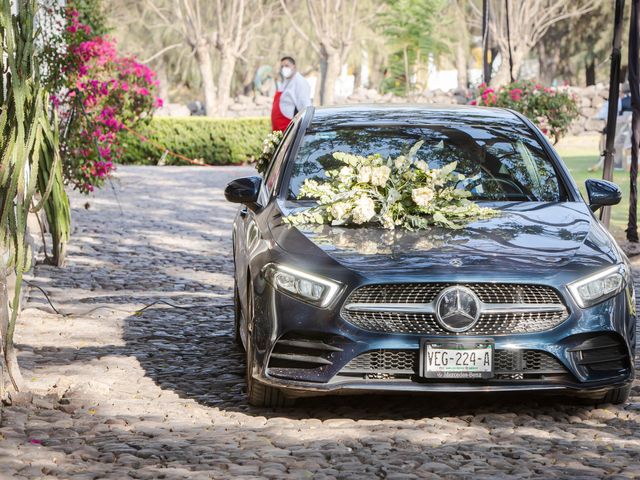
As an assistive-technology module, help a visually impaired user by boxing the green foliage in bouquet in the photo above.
[256,130,283,174]
[287,141,498,230]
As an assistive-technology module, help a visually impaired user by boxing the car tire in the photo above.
[233,281,244,351]
[244,287,295,408]
[246,333,295,408]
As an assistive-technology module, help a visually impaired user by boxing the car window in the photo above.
[259,121,298,203]
[286,124,566,202]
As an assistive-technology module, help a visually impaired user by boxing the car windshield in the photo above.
[286,124,567,202]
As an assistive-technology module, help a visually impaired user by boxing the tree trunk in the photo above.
[585,59,596,86]
[491,47,525,86]
[216,51,236,118]
[194,44,217,117]
[353,62,362,91]
[156,63,170,104]
[456,40,468,89]
[368,50,385,92]
[403,46,411,94]
[0,259,24,394]
[0,263,8,398]
[537,40,562,86]
[319,47,341,106]
[317,56,327,104]
[240,63,255,96]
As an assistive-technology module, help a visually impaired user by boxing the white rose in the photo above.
[357,165,372,183]
[381,213,396,230]
[351,195,376,224]
[394,156,407,170]
[412,186,435,207]
[415,160,429,172]
[330,202,349,221]
[370,166,391,186]
[340,166,354,177]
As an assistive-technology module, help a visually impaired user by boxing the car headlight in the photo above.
[263,263,342,308]
[567,264,628,308]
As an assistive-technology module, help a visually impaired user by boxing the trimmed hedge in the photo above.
[120,117,271,166]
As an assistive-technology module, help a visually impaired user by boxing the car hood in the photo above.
[269,202,621,282]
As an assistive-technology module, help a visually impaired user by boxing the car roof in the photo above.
[308,104,522,129]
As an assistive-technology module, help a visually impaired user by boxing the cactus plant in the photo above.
[0,0,70,392]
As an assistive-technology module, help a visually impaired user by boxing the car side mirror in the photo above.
[224,176,262,208]
[585,178,622,212]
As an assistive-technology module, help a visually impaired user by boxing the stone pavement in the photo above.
[1,165,640,479]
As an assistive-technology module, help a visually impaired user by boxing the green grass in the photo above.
[555,135,632,241]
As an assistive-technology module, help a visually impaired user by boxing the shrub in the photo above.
[42,5,160,193]
[471,80,579,144]
[119,117,271,166]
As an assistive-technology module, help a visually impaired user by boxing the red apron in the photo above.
[271,90,292,132]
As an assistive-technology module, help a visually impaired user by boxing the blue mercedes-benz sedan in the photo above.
[225,105,636,407]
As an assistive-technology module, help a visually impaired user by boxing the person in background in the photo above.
[271,56,311,132]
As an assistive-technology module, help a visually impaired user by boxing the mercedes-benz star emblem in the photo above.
[435,286,481,332]
[449,258,463,267]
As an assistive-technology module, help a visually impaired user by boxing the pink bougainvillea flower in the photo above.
[53,8,162,194]
[510,88,523,101]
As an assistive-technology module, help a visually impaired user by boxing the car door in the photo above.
[235,119,301,324]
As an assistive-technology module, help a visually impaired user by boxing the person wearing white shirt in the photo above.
[271,56,312,132]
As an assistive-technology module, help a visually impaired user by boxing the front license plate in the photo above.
[420,340,494,379]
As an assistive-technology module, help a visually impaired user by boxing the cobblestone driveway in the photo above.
[2,165,640,479]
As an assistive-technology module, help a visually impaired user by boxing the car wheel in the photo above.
[233,280,245,351]
[244,288,295,408]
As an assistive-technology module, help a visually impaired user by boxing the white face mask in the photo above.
[281,66,293,79]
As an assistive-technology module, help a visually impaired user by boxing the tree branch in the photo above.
[279,0,321,54]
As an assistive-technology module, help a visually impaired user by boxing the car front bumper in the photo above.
[249,280,636,397]
[257,373,632,398]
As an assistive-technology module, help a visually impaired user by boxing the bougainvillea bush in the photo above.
[471,81,578,144]
[42,6,161,193]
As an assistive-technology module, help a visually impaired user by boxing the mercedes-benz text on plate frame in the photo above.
[227,105,635,407]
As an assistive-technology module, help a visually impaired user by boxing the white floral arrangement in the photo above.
[286,141,498,230]
[255,130,283,175]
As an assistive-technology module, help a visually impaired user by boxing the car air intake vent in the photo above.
[267,332,343,371]
[570,334,630,375]
[342,350,417,374]
[338,349,567,380]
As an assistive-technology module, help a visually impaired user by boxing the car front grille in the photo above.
[342,283,568,335]
[346,283,563,305]
[339,349,568,380]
